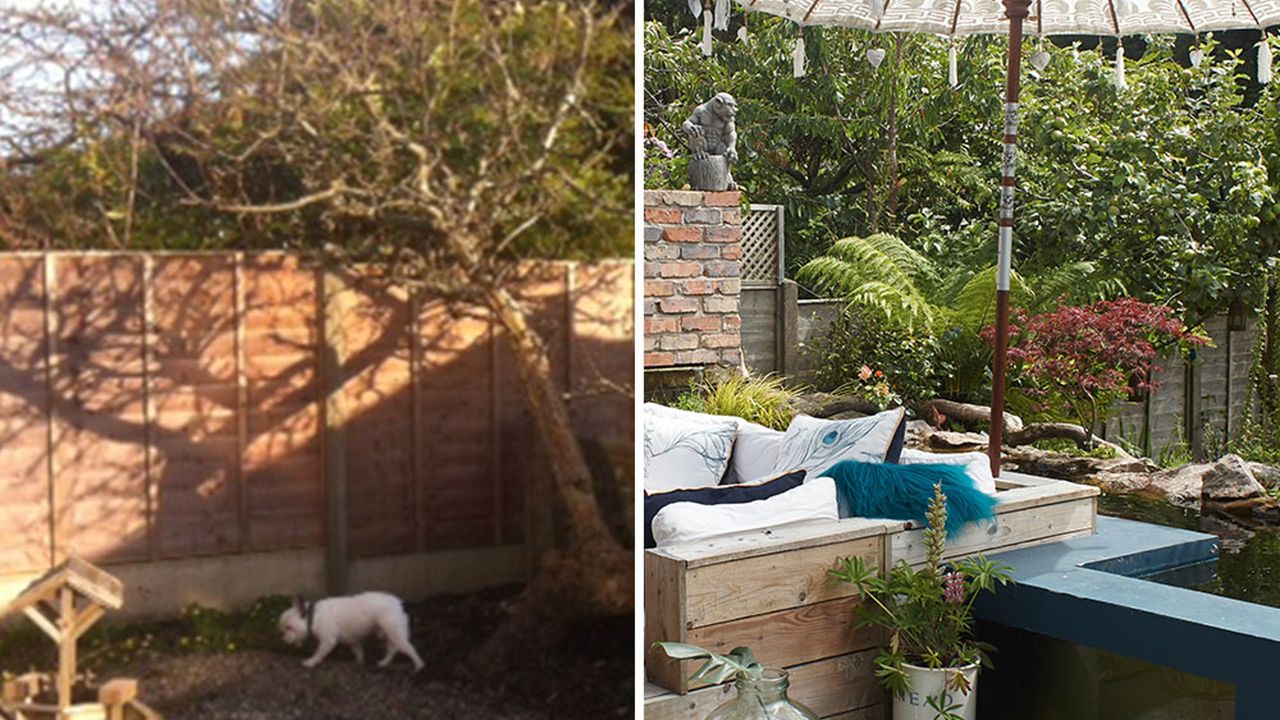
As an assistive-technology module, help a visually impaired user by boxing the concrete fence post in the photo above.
[778,279,799,376]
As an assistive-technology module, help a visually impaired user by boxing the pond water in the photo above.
[1098,493,1280,608]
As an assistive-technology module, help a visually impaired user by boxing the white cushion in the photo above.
[643,404,737,492]
[651,477,838,547]
[724,420,786,484]
[899,448,998,496]
[770,408,905,479]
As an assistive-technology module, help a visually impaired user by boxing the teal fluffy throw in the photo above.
[824,460,997,537]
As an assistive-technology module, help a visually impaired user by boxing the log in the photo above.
[920,422,1132,459]
[1004,423,1132,459]
[918,399,1023,433]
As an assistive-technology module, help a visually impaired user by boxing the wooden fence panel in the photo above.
[417,300,498,550]
[571,262,635,540]
[51,255,149,563]
[571,262,634,439]
[148,256,241,558]
[344,278,417,558]
[0,253,633,578]
[0,256,51,571]
[241,255,322,551]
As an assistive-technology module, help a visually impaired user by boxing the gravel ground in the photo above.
[4,586,631,720]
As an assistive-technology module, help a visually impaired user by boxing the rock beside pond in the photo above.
[905,419,934,448]
[1006,446,1273,509]
[1247,461,1280,489]
[1145,463,1215,505]
[927,430,990,452]
[1201,454,1268,502]
[1002,446,1157,482]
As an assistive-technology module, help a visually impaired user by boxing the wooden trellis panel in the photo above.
[741,204,784,285]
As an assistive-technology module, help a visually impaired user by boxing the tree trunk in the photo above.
[470,285,632,674]
[884,36,902,224]
[486,285,614,549]
[1262,271,1278,416]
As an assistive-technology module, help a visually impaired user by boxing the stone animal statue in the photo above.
[682,92,738,191]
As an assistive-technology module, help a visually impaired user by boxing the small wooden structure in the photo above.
[644,472,1100,719]
[0,557,159,720]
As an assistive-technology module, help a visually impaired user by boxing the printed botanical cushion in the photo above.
[643,403,737,493]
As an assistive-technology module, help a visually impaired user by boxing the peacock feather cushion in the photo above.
[823,460,997,537]
[769,408,906,479]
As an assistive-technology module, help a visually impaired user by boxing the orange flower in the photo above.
[874,370,884,378]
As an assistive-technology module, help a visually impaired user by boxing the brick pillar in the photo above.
[643,190,743,368]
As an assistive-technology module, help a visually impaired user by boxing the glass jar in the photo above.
[704,668,820,720]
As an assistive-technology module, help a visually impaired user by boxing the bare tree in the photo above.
[0,0,633,662]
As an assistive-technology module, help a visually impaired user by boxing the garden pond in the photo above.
[1099,493,1280,608]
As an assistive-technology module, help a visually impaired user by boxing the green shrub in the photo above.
[673,374,797,430]
[810,310,945,406]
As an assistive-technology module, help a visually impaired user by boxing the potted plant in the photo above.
[652,643,819,720]
[829,482,1013,720]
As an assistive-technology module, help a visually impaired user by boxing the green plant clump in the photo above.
[829,483,1012,715]
[673,374,798,430]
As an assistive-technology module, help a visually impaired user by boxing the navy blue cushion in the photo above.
[885,413,906,463]
[643,469,807,548]
[824,460,996,537]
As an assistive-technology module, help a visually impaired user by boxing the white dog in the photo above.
[278,592,424,671]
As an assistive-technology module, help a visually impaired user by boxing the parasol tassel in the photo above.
[688,0,702,18]
[1114,44,1127,90]
[714,0,729,31]
[793,30,807,77]
[948,42,958,88]
[1260,37,1273,85]
[701,9,713,56]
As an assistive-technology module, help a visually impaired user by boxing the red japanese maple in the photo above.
[982,298,1209,438]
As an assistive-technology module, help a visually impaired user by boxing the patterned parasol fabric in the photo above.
[735,0,1280,37]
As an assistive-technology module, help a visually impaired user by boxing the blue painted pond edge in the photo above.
[973,515,1280,718]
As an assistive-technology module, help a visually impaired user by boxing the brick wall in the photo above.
[643,190,743,368]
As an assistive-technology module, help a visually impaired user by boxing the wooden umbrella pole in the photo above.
[991,0,1032,477]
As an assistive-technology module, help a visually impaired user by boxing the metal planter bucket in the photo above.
[892,663,978,720]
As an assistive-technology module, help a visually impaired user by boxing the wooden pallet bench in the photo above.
[644,472,1099,719]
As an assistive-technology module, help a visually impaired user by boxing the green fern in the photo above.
[797,235,939,332]
[949,266,1033,332]
[861,233,938,287]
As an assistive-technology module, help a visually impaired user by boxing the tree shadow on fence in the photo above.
[0,253,633,599]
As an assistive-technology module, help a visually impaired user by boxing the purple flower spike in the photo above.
[944,571,966,605]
